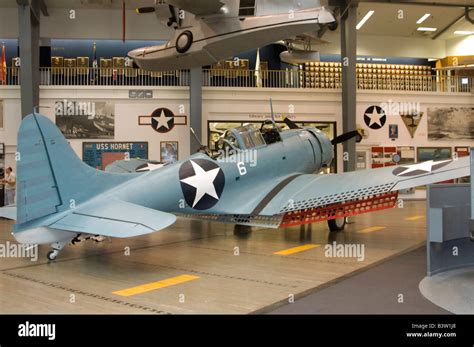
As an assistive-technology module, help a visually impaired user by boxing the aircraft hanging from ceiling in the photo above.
[5,113,470,260]
[128,0,338,71]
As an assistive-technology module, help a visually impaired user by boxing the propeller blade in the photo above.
[331,130,362,145]
[136,7,155,14]
[283,117,301,130]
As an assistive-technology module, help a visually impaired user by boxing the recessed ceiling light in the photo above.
[454,30,474,35]
[356,10,375,30]
[416,13,431,24]
[417,27,437,32]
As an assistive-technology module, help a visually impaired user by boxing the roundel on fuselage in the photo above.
[178,159,225,210]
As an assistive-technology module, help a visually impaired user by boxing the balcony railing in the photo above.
[0,67,472,93]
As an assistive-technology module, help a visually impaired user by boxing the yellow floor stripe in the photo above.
[357,226,386,234]
[274,244,321,256]
[405,215,425,221]
[112,274,200,297]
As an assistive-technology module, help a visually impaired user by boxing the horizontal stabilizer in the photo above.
[0,206,17,220]
[50,200,176,238]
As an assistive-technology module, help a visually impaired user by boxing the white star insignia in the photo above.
[365,108,385,127]
[180,160,221,208]
[396,159,451,176]
[153,109,173,130]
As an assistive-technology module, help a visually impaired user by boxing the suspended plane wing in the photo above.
[168,0,225,16]
[50,199,176,238]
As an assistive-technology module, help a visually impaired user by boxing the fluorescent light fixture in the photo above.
[417,27,437,32]
[356,10,375,30]
[416,13,431,24]
[454,30,474,35]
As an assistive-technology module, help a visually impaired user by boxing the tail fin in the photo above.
[16,114,133,225]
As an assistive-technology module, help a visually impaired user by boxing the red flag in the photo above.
[0,43,6,85]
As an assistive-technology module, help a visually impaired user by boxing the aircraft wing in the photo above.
[50,199,176,238]
[257,157,470,216]
[168,0,224,16]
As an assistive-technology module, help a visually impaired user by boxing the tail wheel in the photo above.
[328,217,346,232]
[176,30,193,53]
[47,250,58,261]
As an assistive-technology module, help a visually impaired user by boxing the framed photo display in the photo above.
[160,141,178,163]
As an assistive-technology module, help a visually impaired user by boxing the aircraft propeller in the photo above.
[136,5,182,28]
[282,117,362,144]
[331,130,363,145]
[282,117,301,130]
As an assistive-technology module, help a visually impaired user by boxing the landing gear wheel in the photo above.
[328,21,338,31]
[176,30,193,53]
[328,217,346,232]
[234,224,252,236]
[47,250,58,261]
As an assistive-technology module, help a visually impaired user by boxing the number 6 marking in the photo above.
[237,162,247,176]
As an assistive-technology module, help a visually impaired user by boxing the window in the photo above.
[239,0,256,16]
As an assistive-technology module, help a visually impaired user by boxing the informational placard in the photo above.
[82,142,148,170]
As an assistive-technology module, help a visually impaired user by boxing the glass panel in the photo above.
[239,132,254,149]
[248,130,266,147]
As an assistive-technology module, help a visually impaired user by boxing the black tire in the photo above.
[328,217,346,232]
[328,21,338,31]
[47,251,57,261]
[176,30,193,54]
[234,224,252,235]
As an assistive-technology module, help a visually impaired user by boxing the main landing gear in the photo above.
[327,217,347,232]
[234,224,252,237]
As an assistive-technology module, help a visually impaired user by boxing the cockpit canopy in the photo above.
[219,124,266,151]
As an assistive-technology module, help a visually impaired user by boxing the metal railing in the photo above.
[39,67,190,86]
[0,67,472,93]
[202,69,301,88]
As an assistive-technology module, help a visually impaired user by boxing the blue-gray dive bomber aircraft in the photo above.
[7,113,470,260]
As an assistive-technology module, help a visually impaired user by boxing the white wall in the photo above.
[445,35,474,57]
[1,86,473,175]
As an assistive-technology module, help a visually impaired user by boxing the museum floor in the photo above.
[0,201,429,314]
